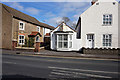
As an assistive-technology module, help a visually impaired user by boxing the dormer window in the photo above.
[37,26,40,33]
[19,21,25,30]
[103,14,112,26]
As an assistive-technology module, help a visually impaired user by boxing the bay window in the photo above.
[57,34,72,49]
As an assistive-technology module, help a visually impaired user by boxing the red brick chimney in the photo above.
[91,0,98,5]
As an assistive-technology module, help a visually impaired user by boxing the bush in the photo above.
[28,37,34,47]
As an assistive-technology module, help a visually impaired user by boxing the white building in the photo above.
[51,22,81,51]
[76,0,120,49]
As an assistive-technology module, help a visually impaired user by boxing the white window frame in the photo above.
[69,34,72,48]
[19,21,25,30]
[57,34,68,49]
[18,35,25,45]
[37,26,40,33]
[103,34,112,47]
[103,14,112,26]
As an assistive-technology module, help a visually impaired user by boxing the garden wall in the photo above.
[83,48,120,55]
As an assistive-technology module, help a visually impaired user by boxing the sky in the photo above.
[1,0,120,27]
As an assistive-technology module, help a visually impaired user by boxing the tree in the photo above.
[57,17,77,29]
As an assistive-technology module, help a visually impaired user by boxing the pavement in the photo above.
[1,49,119,60]
[2,53,120,79]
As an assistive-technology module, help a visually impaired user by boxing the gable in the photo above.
[52,22,76,33]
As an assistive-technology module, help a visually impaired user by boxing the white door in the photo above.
[86,34,94,48]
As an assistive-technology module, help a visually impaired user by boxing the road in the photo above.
[2,53,120,79]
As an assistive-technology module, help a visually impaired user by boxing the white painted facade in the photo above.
[76,0,120,49]
[43,28,51,36]
[51,22,81,51]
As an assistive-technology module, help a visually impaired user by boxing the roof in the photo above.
[52,22,76,33]
[54,31,74,33]
[28,31,41,37]
[2,3,55,30]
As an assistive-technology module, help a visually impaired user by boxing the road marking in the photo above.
[48,66,119,74]
[3,61,17,64]
[51,70,112,78]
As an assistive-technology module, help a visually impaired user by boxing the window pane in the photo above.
[19,40,21,43]
[22,36,24,39]
[109,43,111,46]
[58,35,62,41]
[58,42,62,48]
[64,42,68,48]
[64,35,68,40]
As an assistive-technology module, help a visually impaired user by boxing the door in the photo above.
[86,34,94,48]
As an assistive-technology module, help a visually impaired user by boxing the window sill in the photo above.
[102,25,112,26]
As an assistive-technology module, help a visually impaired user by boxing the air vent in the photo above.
[113,2,115,5]
[96,3,99,5]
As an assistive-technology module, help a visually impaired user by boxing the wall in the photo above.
[81,1,119,48]
[2,5,13,49]
[12,18,44,45]
[83,48,119,55]
[43,28,51,36]
[72,32,81,51]
[0,3,2,48]
[118,3,120,48]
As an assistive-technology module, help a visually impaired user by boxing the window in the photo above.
[36,36,40,42]
[37,26,40,32]
[103,14,112,26]
[103,34,112,47]
[19,35,25,45]
[19,22,25,30]
[58,34,68,48]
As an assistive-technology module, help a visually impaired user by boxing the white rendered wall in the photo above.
[81,1,119,48]
[118,3,120,48]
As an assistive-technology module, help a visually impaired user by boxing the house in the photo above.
[76,0,120,49]
[51,22,81,51]
[0,3,54,50]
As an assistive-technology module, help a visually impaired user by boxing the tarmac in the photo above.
[1,49,119,60]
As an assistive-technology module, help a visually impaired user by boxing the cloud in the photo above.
[57,2,90,17]
[46,17,63,26]
[7,2,40,15]
[9,2,24,10]
[25,7,40,15]
[1,0,91,2]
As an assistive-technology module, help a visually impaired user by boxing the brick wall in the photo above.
[12,18,44,46]
[2,5,13,49]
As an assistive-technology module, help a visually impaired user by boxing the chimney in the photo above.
[91,0,98,5]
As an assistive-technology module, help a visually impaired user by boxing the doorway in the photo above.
[86,34,94,48]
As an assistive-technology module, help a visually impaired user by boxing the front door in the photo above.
[86,34,94,48]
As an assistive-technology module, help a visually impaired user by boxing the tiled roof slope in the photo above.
[2,3,55,30]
